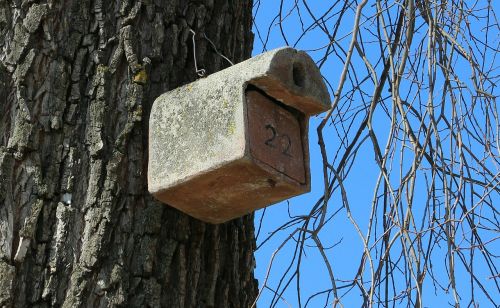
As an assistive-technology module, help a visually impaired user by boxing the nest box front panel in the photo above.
[246,89,306,184]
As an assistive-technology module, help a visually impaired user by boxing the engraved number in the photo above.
[281,134,292,157]
[264,124,292,157]
[264,124,277,147]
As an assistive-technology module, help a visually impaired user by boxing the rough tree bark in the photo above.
[0,0,256,307]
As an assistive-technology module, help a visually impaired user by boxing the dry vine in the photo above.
[253,0,499,306]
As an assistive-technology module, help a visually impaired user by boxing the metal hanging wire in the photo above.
[190,29,206,77]
[190,29,235,78]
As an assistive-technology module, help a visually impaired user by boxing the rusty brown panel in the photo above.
[246,90,306,184]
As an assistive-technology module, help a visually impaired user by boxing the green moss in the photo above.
[227,121,236,135]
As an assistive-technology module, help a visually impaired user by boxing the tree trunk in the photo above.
[0,0,256,307]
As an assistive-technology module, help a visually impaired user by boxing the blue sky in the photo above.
[251,1,499,307]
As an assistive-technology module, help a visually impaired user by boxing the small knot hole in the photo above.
[267,178,276,188]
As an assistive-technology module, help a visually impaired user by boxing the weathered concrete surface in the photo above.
[148,47,330,223]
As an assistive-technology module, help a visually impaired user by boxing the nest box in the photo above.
[148,47,330,223]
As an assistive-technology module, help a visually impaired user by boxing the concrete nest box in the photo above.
[148,47,330,223]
